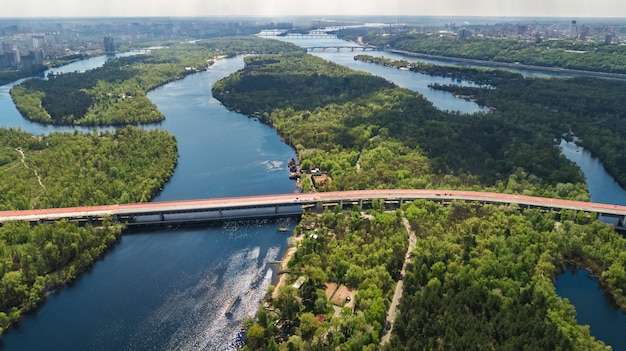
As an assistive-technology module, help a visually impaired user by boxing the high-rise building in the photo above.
[103,36,115,53]
[569,20,577,39]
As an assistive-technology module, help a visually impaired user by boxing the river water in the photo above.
[1,38,625,350]
[0,55,298,350]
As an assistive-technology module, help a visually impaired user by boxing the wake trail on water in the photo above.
[126,237,281,350]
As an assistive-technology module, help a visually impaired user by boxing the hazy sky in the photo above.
[2,0,624,18]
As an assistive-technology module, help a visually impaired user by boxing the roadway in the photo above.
[1,189,626,224]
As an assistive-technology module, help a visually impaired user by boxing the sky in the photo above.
[2,0,624,18]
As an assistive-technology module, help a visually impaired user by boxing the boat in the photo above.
[277,227,289,232]
[225,295,241,318]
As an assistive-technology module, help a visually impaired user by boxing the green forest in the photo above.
[214,49,626,350]
[0,64,46,86]
[0,127,177,209]
[242,200,625,350]
[355,54,626,191]
[384,200,623,351]
[9,37,301,126]
[214,52,588,200]
[340,29,626,75]
[0,126,177,333]
[244,207,407,350]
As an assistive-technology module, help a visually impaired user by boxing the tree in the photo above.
[299,312,320,340]
[275,286,301,321]
[246,324,266,350]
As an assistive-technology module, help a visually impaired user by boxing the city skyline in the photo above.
[2,0,625,19]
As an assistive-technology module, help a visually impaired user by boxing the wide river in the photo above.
[0,36,625,350]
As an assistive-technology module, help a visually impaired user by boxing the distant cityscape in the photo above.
[2,16,626,71]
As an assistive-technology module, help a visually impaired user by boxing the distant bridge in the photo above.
[257,32,338,39]
[1,190,625,228]
[303,46,382,52]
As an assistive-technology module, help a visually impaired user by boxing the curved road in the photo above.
[1,189,626,223]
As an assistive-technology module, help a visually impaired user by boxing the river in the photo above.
[0,55,298,351]
[556,140,626,350]
[1,37,625,350]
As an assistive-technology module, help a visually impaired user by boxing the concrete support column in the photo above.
[159,213,165,222]
[618,215,625,227]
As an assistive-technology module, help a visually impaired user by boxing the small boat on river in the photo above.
[225,295,241,318]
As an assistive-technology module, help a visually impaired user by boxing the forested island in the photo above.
[339,28,626,75]
[359,54,626,190]
[0,127,177,333]
[9,37,301,126]
[213,49,626,350]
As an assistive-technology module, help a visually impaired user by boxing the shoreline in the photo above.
[272,233,302,299]
[341,36,626,79]
[384,48,626,80]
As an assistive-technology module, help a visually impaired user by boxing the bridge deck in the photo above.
[1,190,625,225]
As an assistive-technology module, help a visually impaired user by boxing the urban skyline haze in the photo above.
[2,0,625,19]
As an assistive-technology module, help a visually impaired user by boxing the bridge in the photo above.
[303,46,382,52]
[1,190,625,228]
[257,32,338,39]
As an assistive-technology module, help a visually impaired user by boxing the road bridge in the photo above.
[1,190,625,228]
[257,33,338,39]
[303,46,381,52]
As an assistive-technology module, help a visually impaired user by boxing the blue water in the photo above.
[557,140,626,350]
[272,35,487,114]
[560,140,626,207]
[555,267,626,350]
[0,56,298,351]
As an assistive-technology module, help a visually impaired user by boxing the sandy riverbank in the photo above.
[272,234,303,299]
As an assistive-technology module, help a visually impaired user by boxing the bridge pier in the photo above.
[618,215,625,227]
[316,201,323,211]
[159,213,165,222]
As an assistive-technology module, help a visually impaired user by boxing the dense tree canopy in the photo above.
[0,126,178,333]
[10,37,301,126]
[343,29,626,75]
[214,44,626,350]
[0,220,123,334]
[0,126,177,209]
[214,52,588,200]
[384,200,618,351]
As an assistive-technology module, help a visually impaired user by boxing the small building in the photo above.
[293,276,307,290]
[312,174,331,186]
